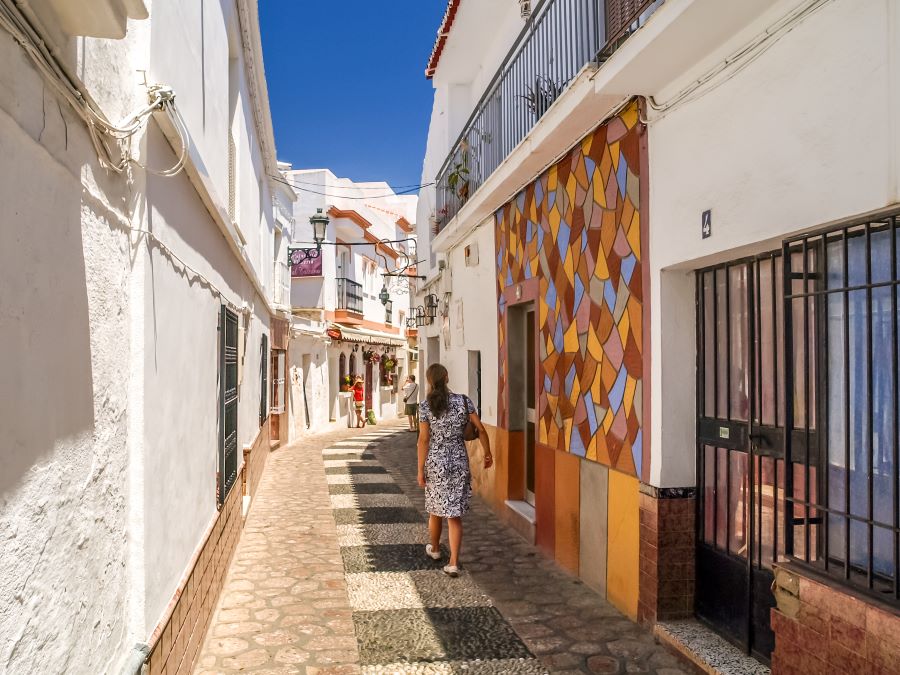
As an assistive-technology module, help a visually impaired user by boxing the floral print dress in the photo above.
[419,393,475,518]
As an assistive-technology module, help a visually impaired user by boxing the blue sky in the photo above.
[258,1,445,189]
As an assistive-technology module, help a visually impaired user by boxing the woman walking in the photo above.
[417,363,493,576]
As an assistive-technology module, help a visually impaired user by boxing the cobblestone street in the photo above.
[195,425,695,675]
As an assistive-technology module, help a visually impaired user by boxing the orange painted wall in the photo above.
[468,423,501,508]
[534,443,557,557]
[606,468,640,619]
[554,451,581,574]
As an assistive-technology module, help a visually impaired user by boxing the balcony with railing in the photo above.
[434,0,662,230]
[336,278,363,315]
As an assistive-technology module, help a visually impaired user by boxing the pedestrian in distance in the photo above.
[352,376,366,428]
[417,363,493,576]
[402,374,419,432]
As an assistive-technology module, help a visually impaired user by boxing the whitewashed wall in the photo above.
[0,17,145,674]
[646,0,900,487]
[0,0,281,671]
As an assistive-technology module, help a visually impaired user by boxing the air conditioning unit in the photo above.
[464,243,479,267]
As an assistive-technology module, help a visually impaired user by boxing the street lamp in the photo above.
[424,294,439,320]
[408,293,440,327]
[378,285,390,306]
[310,208,328,246]
[290,208,329,263]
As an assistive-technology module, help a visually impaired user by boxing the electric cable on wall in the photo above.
[0,0,187,177]
[647,0,834,120]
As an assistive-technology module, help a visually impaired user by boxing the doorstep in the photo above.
[654,621,770,675]
[504,500,536,543]
[269,439,281,450]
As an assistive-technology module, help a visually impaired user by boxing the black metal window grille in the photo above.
[260,333,268,426]
[696,212,900,623]
[339,352,347,386]
[784,213,900,602]
[337,277,363,314]
[349,353,357,381]
[385,300,393,325]
[219,306,239,505]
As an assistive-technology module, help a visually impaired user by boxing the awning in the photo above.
[330,323,407,347]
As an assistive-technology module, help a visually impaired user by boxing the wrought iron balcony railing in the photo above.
[336,277,363,314]
[434,0,662,230]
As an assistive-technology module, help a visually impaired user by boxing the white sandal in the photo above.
[442,564,459,577]
[425,544,442,560]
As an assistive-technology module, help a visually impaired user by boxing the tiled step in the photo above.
[654,621,770,675]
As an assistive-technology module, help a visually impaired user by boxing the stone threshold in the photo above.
[654,620,770,675]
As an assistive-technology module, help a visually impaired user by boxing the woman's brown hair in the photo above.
[425,363,450,418]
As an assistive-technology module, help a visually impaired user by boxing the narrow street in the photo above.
[194,426,692,675]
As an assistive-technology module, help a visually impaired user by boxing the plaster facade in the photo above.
[414,0,900,660]
[0,1,290,672]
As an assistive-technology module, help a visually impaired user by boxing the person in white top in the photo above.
[402,375,419,431]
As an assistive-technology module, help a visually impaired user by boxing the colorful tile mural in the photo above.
[495,102,645,477]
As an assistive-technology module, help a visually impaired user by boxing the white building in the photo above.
[0,0,292,673]
[285,169,418,435]
[416,0,900,670]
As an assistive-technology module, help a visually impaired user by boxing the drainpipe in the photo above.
[121,643,150,675]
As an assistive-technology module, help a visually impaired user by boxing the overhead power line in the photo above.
[269,174,433,200]
[279,177,433,191]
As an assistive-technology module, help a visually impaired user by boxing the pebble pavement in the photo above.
[195,423,697,675]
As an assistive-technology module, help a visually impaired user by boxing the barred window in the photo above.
[785,213,900,601]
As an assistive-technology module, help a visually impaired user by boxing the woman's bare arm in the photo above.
[417,422,430,486]
[469,411,493,469]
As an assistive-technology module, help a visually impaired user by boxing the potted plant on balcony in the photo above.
[430,207,448,236]
[447,143,471,203]
[520,75,564,121]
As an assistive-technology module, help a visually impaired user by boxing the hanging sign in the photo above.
[326,327,343,340]
[290,249,323,277]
